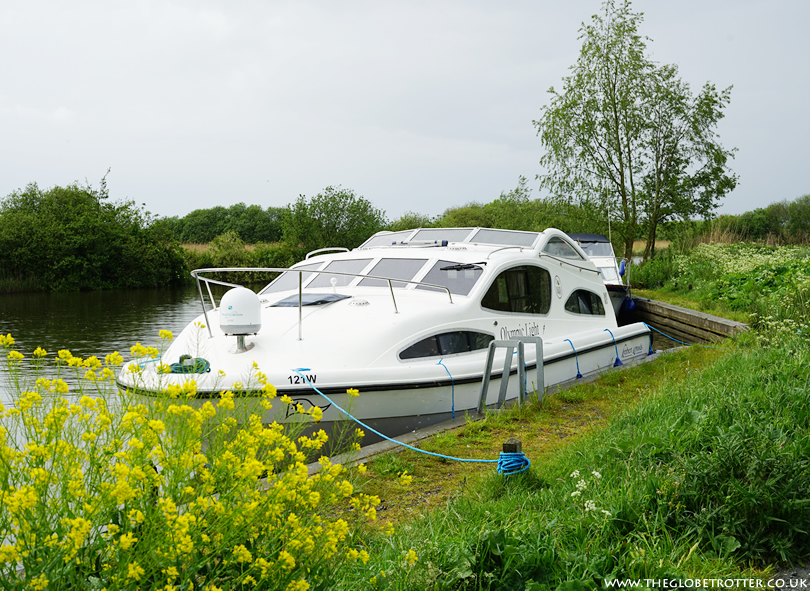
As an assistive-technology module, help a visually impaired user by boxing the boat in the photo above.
[567,233,634,320]
[118,227,651,442]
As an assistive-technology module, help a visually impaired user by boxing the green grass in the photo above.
[334,335,810,589]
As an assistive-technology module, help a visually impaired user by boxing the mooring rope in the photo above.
[564,339,583,379]
[643,322,729,351]
[292,368,530,475]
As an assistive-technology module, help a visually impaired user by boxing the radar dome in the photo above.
[219,287,261,335]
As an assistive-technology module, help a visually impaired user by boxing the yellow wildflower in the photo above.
[285,579,309,591]
[28,575,49,590]
[399,471,413,486]
[405,549,418,565]
[7,350,23,362]
[357,463,367,475]
[347,388,359,398]
[278,549,296,571]
[119,532,137,550]
[233,544,252,564]
[159,329,173,340]
[127,561,145,581]
[32,347,47,358]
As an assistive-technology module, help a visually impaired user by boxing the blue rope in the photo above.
[436,358,454,419]
[564,339,583,379]
[642,323,729,351]
[292,368,530,475]
[603,328,623,367]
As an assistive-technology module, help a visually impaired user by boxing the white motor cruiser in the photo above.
[118,227,651,440]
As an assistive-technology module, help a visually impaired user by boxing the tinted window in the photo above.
[411,228,474,243]
[577,242,615,257]
[481,266,551,314]
[470,228,539,247]
[261,263,322,294]
[400,331,494,360]
[358,258,427,288]
[416,260,484,296]
[542,237,584,259]
[308,259,372,288]
[361,231,415,248]
[564,289,606,316]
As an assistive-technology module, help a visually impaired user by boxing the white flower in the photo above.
[576,479,587,491]
[602,510,611,516]
[585,500,596,512]
[571,491,581,497]
[570,470,580,478]
[591,471,601,479]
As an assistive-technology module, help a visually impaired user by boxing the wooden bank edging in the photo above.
[631,297,748,344]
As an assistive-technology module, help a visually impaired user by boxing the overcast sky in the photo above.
[1,0,807,223]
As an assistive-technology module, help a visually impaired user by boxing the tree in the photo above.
[533,0,737,260]
[0,178,186,290]
[281,186,388,255]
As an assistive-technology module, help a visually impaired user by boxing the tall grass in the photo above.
[336,337,809,589]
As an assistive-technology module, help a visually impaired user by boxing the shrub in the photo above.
[0,179,186,291]
[0,333,384,590]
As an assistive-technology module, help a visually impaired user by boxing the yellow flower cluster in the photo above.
[0,332,381,589]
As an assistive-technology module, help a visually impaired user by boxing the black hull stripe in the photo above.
[119,330,650,398]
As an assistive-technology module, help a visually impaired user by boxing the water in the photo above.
[0,285,220,407]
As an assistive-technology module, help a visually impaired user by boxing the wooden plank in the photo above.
[635,313,724,343]
[633,298,747,337]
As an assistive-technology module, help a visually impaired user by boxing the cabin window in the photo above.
[361,230,414,248]
[598,266,620,283]
[469,228,538,247]
[399,331,494,360]
[358,258,427,288]
[481,265,551,314]
[542,237,584,259]
[577,241,615,257]
[415,260,484,296]
[261,262,322,294]
[307,259,372,288]
[410,228,474,243]
[564,289,606,316]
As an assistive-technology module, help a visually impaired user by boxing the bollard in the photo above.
[503,438,522,454]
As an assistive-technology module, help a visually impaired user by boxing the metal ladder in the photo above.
[477,337,544,414]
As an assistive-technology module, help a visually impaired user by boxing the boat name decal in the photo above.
[500,322,541,340]
[621,343,644,359]
[288,373,317,385]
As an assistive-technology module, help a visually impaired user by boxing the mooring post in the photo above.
[503,438,522,454]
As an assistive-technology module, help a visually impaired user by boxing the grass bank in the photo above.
[331,335,810,589]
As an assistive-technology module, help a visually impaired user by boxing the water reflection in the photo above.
[0,285,229,407]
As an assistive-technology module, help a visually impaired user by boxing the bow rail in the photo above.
[190,267,455,340]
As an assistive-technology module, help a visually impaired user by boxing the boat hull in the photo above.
[123,326,651,446]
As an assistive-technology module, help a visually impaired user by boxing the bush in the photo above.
[0,333,384,589]
[0,179,186,291]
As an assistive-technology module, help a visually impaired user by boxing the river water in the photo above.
[0,285,221,407]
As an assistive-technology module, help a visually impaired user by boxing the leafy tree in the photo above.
[388,211,436,231]
[282,186,387,255]
[533,0,737,260]
[0,178,186,290]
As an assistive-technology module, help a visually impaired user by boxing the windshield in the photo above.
[261,263,322,294]
[577,242,615,257]
[415,260,484,296]
[358,258,427,288]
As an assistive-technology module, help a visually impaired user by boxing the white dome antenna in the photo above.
[219,287,261,352]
